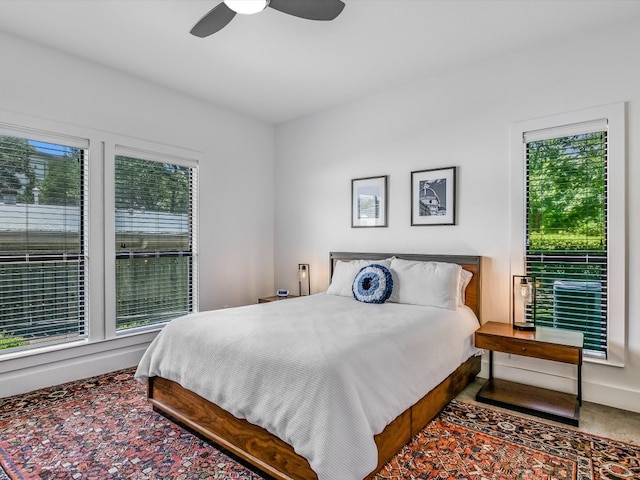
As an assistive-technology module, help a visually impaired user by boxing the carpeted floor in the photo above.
[1,369,639,479]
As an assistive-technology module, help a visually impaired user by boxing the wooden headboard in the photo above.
[329,252,481,320]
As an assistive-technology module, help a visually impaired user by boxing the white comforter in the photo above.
[135,293,481,480]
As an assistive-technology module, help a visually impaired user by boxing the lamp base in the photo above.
[513,322,536,331]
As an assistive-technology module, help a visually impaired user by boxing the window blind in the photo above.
[0,130,88,353]
[525,126,608,358]
[114,150,197,331]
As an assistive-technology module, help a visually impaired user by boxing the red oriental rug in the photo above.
[1,368,639,479]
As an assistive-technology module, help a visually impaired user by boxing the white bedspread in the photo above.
[135,293,481,480]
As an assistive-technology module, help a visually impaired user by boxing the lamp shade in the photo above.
[512,275,536,331]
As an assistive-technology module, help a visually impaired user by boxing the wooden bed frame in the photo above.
[147,252,482,480]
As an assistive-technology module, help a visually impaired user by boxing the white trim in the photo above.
[104,141,117,340]
[87,137,105,343]
[191,163,200,313]
[510,102,626,367]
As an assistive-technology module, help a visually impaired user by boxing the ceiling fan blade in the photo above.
[190,2,237,37]
[268,0,345,21]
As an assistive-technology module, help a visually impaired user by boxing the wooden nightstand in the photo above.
[258,294,299,303]
[474,321,583,426]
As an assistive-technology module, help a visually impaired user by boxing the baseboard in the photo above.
[585,381,640,414]
[0,335,156,398]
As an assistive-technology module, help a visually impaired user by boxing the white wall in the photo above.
[0,31,276,395]
[274,21,640,413]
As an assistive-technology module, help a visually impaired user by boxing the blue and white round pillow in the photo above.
[352,264,394,304]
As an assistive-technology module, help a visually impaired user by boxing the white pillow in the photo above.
[389,258,462,310]
[326,259,392,297]
[458,269,473,307]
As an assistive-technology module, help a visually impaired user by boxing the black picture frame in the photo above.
[411,167,456,226]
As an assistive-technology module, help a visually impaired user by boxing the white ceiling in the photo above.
[1,0,640,124]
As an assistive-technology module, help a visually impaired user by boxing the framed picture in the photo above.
[351,175,388,228]
[411,167,456,226]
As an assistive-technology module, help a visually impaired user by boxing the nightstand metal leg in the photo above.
[488,350,493,379]
[578,363,582,406]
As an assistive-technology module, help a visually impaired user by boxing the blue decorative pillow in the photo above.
[352,264,394,304]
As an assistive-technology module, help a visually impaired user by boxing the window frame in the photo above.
[111,144,198,334]
[510,103,626,367]
[104,143,199,340]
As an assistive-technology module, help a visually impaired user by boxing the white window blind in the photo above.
[0,128,89,353]
[524,119,607,143]
[524,123,608,358]
[114,148,197,331]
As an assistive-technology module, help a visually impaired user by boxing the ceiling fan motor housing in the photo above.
[224,0,270,15]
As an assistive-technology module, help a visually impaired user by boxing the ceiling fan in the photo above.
[190,0,346,37]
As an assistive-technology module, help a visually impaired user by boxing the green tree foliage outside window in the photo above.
[115,157,189,214]
[0,136,36,203]
[39,155,81,206]
[527,133,606,252]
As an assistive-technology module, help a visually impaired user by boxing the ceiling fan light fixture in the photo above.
[191,0,344,37]
[224,0,269,15]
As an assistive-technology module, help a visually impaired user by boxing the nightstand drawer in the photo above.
[475,334,581,365]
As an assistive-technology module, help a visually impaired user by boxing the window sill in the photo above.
[585,353,625,368]
[0,329,161,374]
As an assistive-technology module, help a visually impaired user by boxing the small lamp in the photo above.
[298,264,310,296]
[512,275,536,331]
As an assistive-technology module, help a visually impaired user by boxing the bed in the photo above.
[135,252,482,480]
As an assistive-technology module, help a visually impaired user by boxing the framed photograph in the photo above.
[351,175,388,228]
[411,167,456,226]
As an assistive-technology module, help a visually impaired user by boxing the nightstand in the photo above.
[474,321,583,426]
[258,294,299,303]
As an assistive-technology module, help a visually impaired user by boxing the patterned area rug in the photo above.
[1,369,638,480]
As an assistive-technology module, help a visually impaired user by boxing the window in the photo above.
[525,122,607,356]
[0,128,88,353]
[0,118,199,358]
[512,103,625,364]
[114,148,197,331]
